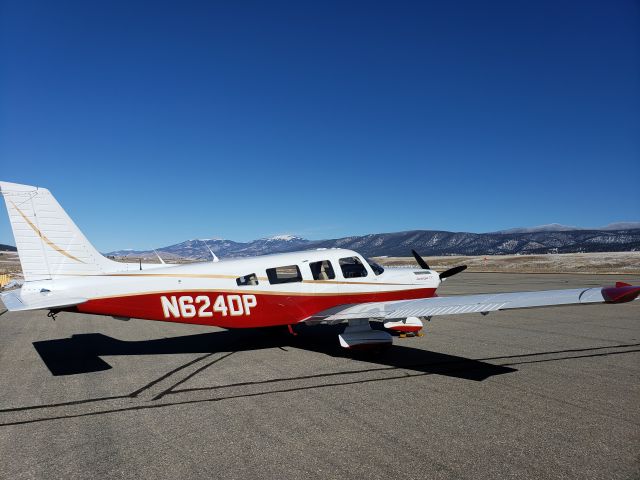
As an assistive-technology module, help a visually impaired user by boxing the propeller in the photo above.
[439,264,467,279]
[412,249,467,281]
[411,249,430,270]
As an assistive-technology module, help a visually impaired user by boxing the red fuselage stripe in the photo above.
[73,288,437,328]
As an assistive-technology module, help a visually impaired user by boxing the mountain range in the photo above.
[105,225,640,260]
[493,222,640,234]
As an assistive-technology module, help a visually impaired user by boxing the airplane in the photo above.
[0,181,638,349]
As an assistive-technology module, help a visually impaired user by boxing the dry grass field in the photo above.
[0,252,21,276]
[374,252,640,275]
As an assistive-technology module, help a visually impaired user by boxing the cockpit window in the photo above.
[339,257,368,278]
[310,260,335,280]
[266,265,302,284]
[236,273,259,286]
[366,258,385,276]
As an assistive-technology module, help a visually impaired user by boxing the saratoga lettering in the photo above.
[160,294,257,319]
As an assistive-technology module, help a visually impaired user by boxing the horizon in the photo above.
[3,220,640,252]
[96,221,640,252]
[1,1,639,251]
[99,221,640,252]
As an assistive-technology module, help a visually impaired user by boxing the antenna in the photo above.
[201,239,219,262]
[153,249,166,265]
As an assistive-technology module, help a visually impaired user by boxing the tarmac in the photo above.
[0,273,638,480]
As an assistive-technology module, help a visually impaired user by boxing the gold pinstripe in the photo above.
[10,201,86,264]
[53,271,417,286]
[83,286,433,301]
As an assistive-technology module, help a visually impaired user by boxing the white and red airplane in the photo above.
[1,181,638,349]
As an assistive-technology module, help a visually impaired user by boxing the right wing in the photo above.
[314,283,640,322]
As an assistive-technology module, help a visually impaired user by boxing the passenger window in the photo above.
[339,257,368,278]
[310,260,335,280]
[236,273,259,286]
[266,265,302,284]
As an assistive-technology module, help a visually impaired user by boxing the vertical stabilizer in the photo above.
[0,181,120,281]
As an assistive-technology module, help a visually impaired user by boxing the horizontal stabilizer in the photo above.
[0,290,86,312]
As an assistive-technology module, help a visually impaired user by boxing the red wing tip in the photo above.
[602,285,640,304]
[387,325,423,333]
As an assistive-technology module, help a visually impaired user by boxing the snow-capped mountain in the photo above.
[261,235,304,242]
[105,226,640,260]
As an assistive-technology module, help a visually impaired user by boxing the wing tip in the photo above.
[602,285,640,304]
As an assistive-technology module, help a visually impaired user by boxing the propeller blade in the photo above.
[439,265,467,280]
[411,249,430,270]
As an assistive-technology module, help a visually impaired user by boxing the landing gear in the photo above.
[338,319,392,350]
[398,331,424,338]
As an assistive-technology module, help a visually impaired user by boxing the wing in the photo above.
[314,283,640,322]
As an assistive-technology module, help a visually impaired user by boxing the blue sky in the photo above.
[1,0,639,251]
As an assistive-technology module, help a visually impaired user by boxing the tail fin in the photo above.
[0,181,119,281]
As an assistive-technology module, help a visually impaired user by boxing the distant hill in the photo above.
[0,244,17,252]
[106,228,640,260]
[107,236,311,260]
[495,222,640,234]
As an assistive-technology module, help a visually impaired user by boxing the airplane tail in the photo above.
[0,181,122,281]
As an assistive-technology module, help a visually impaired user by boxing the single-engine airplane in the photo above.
[1,181,638,349]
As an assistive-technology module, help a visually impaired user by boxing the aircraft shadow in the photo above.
[32,325,516,382]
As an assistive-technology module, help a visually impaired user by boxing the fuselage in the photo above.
[24,248,439,328]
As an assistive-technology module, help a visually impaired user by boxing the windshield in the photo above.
[366,258,385,276]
